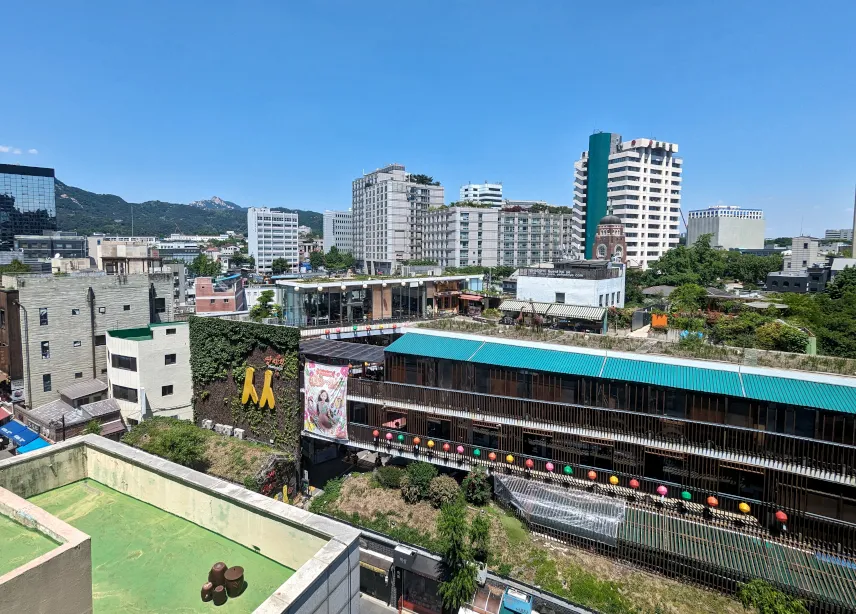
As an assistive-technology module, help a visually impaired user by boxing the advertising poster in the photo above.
[304,361,349,441]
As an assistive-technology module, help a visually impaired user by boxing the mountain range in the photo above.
[55,180,323,237]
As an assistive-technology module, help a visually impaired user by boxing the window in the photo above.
[154,298,166,314]
[555,292,565,304]
[165,353,177,365]
[71,309,80,315]
[39,308,48,326]
[113,384,138,403]
[43,374,51,392]
[74,372,83,379]
[41,341,50,359]
[111,354,137,371]
[101,368,107,374]
[98,307,106,314]
[162,385,174,396]
[123,305,130,311]
[73,340,81,347]
[803,243,808,249]
[0,309,4,327]
[94,335,106,346]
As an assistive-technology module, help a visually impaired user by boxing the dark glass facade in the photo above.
[0,164,56,251]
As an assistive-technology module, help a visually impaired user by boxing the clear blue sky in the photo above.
[3,1,855,237]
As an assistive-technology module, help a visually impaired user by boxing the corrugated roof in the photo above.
[742,374,856,414]
[470,343,604,377]
[300,338,386,363]
[602,358,744,397]
[58,378,108,400]
[385,333,483,361]
[548,304,606,320]
[499,300,551,315]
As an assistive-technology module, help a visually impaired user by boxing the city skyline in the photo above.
[3,1,855,239]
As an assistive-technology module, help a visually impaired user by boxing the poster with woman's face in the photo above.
[303,362,349,441]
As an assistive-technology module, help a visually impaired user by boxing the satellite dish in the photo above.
[54,253,61,259]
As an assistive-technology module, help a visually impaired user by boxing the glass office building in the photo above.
[0,164,57,251]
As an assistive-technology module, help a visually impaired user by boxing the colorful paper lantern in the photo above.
[775,510,788,523]
[656,485,668,496]
[366,325,372,331]
[427,440,435,449]
[609,475,619,486]
[442,443,451,452]
[456,445,464,454]
[563,465,573,475]
[545,462,554,472]
[681,491,692,501]
[473,449,481,457]
[629,479,640,489]
[372,430,380,438]
[587,470,597,481]
[506,454,515,464]
[413,437,421,446]
[392,323,397,329]
[397,434,405,442]
[385,433,393,441]
[488,452,497,461]
[352,325,358,332]
[336,328,341,333]
[324,329,330,335]
[739,502,751,514]
[525,459,534,469]
[707,496,719,507]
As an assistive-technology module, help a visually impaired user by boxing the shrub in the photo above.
[755,321,809,354]
[470,511,491,563]
[462,466,492,506]
[737,579,808,614]
[482,308,501,319]
[146,422,206,468]
[401,462,437,502]
[243,476,260,491]
[428,475,461,508]
[375,466,404,489]
[83,420,102,436]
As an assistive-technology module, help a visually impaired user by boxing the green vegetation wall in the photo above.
[189,317,301,456]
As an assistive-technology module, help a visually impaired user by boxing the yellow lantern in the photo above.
[609,475,619,486]
[427,440,435,449]
[739,502,751,514]
[506,454,515,464]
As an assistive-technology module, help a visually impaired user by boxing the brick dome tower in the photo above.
[594,214,626,264]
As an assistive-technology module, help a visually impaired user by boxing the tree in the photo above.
[462,466,492,506]
[83,420,102,436]
[669,283,707,313]
[737,579,808,614]
[437,495,477,610]
[271,258,290,275]
[189,253,221,278]
[826,266,856,300]
[755,322,809,354]
[470,512,491,563]
[230,252,251,268]
[309,251,325,271]
[428,475,461,508]
[400,462,437,502]
[249,289,278,322]
[0,259,30,276]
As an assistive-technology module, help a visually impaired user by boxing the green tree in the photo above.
[271,258,290,275]
[470,512,491,563]
[462,466,492,506]
[0,259,30,276]
[826,266,856,300]
[249,289,278,322]
[309,251,325,270]
[83,420,102,436]
[737,579,808,614]
[428,475,461,508]
[230,252,252,268]
[189,253,221,278]
[755,322,809,354]
[400,461,437,502]
[669,283,707,313]
[437,495,477,610]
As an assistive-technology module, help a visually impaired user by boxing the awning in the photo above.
[99,420,127,437]
[299,338,386,364]
[0,420,26,439]
[548,304,607,321]
[459,294,483,301]
[16,437,50,454]
[499,300,552,315]
[12,426,40,446]
[0,406,11,421]
[359,549,393,575]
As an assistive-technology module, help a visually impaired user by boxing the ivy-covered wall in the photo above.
[189,317,301,458]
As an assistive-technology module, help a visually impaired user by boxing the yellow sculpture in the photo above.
[242,366,275,408]
[242,367,259,404]
[259,369,276,409]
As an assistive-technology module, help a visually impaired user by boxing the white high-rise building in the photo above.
[323,210,353,254]
[423,206,499,268]
[497,203,575,267]
[460,182,503,205]
[352,164,444,274]
[247,207,299,274]
[686,206,765,249]
[824,228,854,242]
[573,133,682,268]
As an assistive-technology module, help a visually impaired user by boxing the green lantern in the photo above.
[473,449,481,457]
[563,465,573,475]
[397,434,405,442]
[681,491,692,501]
[352,325,358,332]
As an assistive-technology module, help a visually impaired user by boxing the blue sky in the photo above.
[2,1,855,237]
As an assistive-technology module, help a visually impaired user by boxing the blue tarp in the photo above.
[16,437,50,454]
[0,420,26,439]
[11,426,39,446]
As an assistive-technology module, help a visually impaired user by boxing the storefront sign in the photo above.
[304,362,349,441]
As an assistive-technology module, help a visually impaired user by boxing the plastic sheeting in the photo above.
[494,474,626,546]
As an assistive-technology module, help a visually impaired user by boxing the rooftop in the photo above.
[278,273,482,288]
[0,512,59,577]
[57,378,108,400]
[108,321,186,341]
[27,397,120,428]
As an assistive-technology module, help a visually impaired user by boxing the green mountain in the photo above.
[55,180,323,236]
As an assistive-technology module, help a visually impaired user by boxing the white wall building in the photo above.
[515,261,626,308]
[323,210,353,254]
[423,206,499,268]
[247,207,299,274]
[244,284,285,312]
[459,182,503,205]
[574,134,682,269]
[352,164,444,274]
[498,206,575,267]
[825,228,854,241]
[785,236,823,271]
[106,322,192,423]
[686,206,765,249]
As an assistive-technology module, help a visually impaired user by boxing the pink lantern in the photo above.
[385,433,393,441]
[366,325,372,331]
[525,459,534,469]
[545,462,555,472]
[456,445,464,454]
[336,327,341,334]
[656,485,668,497]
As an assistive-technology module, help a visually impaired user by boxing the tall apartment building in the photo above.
[824,228,854,242]
[423,206,499,268]
[352,164,444,274]
[247,207,299,274]
[686,206,765,249]
[0,164,57,251]
[459,182,503,205]
[322,210,353,254]
[498,205,575,267]
[0,271,174,409]
[574,133,682,268]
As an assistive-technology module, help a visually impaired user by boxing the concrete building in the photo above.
[824,228,854,242]
[106,322,192,423]
[515,260,626,308]
[247,207,299,274]
[352,164,445,274]
[574,133,682,268]
[14,232,87,259]
[460,182,503,205]
[322,210,353,254]
[88,239,163,275]
[423,205,499,268]
[153,239,201,264]
[0,271,174,409]
[194,276,246,314]
[686,206,765,249]
[593,214,627,263]
[766,267,830,294]
[244,284,284,313]
[498,205,575,267]
[95,235,157,244]
[784,236,823,271]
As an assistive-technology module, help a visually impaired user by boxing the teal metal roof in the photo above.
[470,343,604,377]
[385,333,483,361]
[601,358,744,397]
[742,374,856,414]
